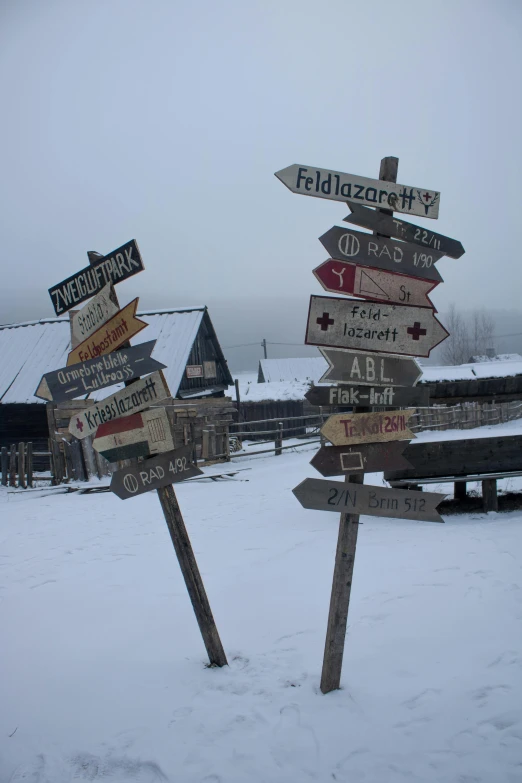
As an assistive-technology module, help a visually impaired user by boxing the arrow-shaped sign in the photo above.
[310,442,413,477]
[321,409,416,447]
[318,348,422,387]
[306,295,449,358]
[70,283,120,349]
[66,298,147,366]
[110,445,203,500]
[69,371,170,440]
[274,164,441,219]
[305,383,429,408]
[344,203,464,259]
[293,478,446,523]
[93,407,174,463]
[318,226,443,283]
[313,259,438,309]
[34,341,165,403]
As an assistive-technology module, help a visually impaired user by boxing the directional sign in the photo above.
[310,442,413,477]
[274,164,441,218]
[318,227,443,283]
[321,409,415,446]
[313,260,438,308]
[293,478,446,523]
[70,283,120,349]
[306,295,449,358]
[305,383,429,408]
[49,239,144,315]
[110,445,203,500]
[66,299,147,366]
[34,341,165,403]
[344,203,464,259]
[69,371,170,440]
[319,348,422,387]
[93,408,174,463]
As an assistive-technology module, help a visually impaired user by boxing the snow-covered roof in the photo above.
[0,307,206,404]
[230,379,312,402]
[421,355,522,384]
[258,356,328,384]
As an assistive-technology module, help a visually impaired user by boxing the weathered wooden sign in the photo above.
[186,365,203,378]
[321,409,415,446]
[34,341,165,403]
[274,164,441,218]
[70,283,120,349]
[318,226,443,282]
[93,407,174,463]
[49,239,144,315]
[293,478,446,523]
[69,371,170,440]
[319,347,422,386]
[344,203,464,259]
[66,299,147,366]
[313,259,438,308]
[305,383,429,408]
[310,442,413,477]
[110,446,203,499]
[306,295,449,358]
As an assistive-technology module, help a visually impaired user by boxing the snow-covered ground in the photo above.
[2,438,522,782]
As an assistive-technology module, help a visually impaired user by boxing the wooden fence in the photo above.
[410,400,522,432]
[1,442,41,488]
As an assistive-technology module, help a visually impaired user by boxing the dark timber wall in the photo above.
[0,404,50,470]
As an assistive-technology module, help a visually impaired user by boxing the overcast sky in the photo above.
[1,0,521,369]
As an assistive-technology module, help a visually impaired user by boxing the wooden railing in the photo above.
[0,443,47,488]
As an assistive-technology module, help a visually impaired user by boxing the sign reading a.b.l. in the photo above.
[66,299,147,366]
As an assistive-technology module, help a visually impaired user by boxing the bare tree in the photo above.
[441,305,496,364]
[470,308,495,359]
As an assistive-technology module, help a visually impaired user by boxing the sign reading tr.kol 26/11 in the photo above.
[274,165,441,219]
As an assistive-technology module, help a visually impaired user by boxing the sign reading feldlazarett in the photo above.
[49,240,144,315]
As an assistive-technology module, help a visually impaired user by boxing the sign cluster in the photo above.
[275,157,464,692]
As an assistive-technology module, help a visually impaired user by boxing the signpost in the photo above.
[293,478,446,523]
[68,371,170,440]
[320,409,415,446]
[318,347,422,386]
[109,446,203,499]
[306,294,449,358]
[318,226,443,282]
[70,283,120,348]
[93,408,175,463]
[310,442,413,477]
[35,341,165,403]
[313,259,438,308]
[49,239,144,315]
[305,383,429,408]
[344,202,465,259]
[274,164,441,218]
[66,298,148,366]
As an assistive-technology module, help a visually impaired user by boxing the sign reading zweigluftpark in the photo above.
[275,155,464,694]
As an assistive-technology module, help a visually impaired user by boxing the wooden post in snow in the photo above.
[26,442,33,488]
[18,442,26,488]
[275,421,283,455]
[9,444,17,488]
[1,447,8,486]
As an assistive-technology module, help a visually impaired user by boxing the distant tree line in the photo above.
[442,306,496,365]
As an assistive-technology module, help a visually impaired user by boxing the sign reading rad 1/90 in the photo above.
[48,239,144,316]
[274,164,441,218]
[110,445,203,500]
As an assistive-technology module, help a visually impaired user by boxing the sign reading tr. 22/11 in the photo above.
[274,165,441,219]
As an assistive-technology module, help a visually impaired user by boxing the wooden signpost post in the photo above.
[305,383,429,408]
[66,298,148,365]
[318,347,422,386]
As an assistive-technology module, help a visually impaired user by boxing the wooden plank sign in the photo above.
[66,299,147,366]
[293,478,446,523]
[93,408,174,463]
[69,371,170,440]
[34,341,165,403]
[310,442,413,477]
[305,383,429,408]
[110,446,203,499]
[318,348,422,387]
[70,283,119,349]
[313,260,438,308]
[274,164,441,218]
[318,227,443,283]
[321,409,415,446]
[344,203,465,259]
[306,295,449,358]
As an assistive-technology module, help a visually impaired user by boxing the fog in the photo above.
[1,0,521,370]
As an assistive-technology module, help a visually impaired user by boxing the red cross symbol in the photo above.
[422,192,432,202]
[75,417,84,432]
[406,322,427,341]
[316,312,335,331]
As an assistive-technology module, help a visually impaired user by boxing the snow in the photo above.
[2,438,522,782]
[259,356,328,383]
[419,365,476,383]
